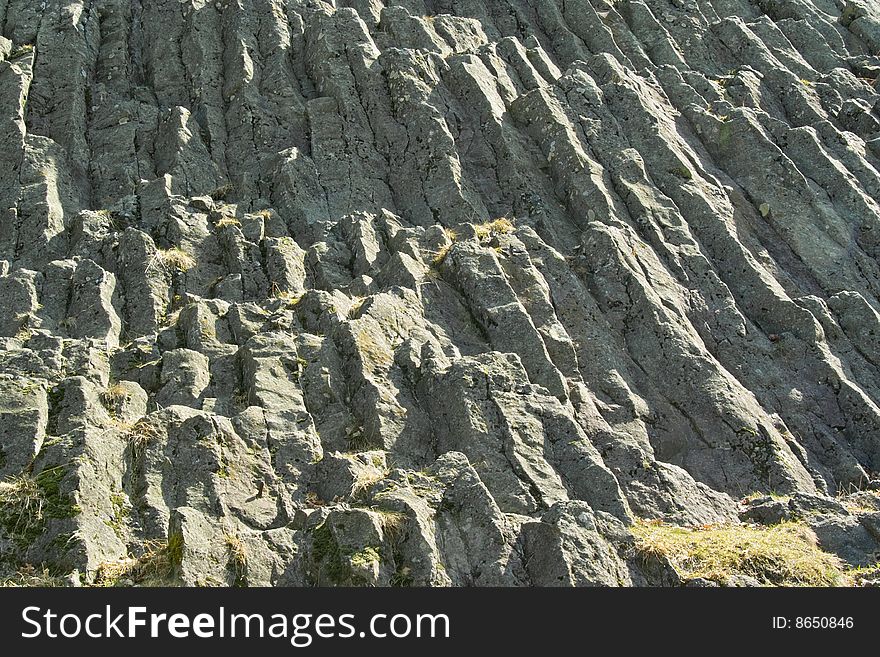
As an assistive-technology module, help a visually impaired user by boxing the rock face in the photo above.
[1,0,880,586]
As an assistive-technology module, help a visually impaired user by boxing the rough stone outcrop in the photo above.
[1,0,880,585]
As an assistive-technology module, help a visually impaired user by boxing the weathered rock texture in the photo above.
[1,0,880,586]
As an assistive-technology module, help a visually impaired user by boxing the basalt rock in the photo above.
[1,0,880,586]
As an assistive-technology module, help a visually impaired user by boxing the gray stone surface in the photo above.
[1,0,880,586]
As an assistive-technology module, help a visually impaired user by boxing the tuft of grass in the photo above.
[215,215,241,228]
[153,247,196,273]
[270,284,303,307]
[631,520,845,586]
[101,382,129,410]
[348,296,368,318]
[430,227,459,266]
[95,536,181,587]
[847,563,880,587]
[839,491,880,514]
[474,217,514,240]
[347,433,374,454]
[0,466,79,547]
[431,243,452,266]
[224,533,248,586]
[126,419,163,464]
[350,468,386,500]
[10,43,34,59]
[742,491,790,503]
[305,491,326,508]
[0,475,45,541]
[376,510,407,545]
[0,565,65,587]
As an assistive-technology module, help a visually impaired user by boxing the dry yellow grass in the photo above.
[431,242,453,266]
[847,564,880,587]
[838,490,880,515]
[0,565,65,587]
[154,247,196,273]
[348,296,368,318]
[224,533,248,585]
[350,467,386,499]
[101,382,130,408]
[376,510,407,544]
[126,418,163,461]
[0,474,44,538]
[631,520,845,586]
[94,536,182,587]
[430,221,514,266]
[474,217,514,240]
[270,285,303,307]
[215,215,241,228]
[430,228,460,266]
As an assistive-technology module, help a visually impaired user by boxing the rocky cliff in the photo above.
[1,0,880,586]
